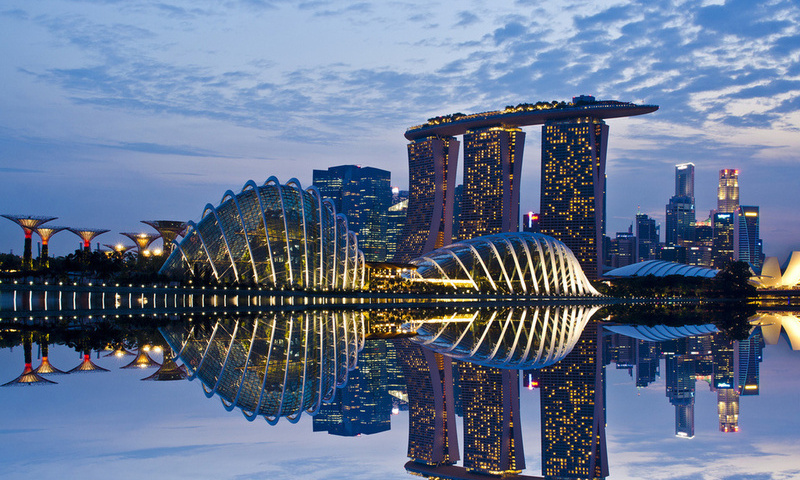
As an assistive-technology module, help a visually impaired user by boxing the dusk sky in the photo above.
[1,0,799,259]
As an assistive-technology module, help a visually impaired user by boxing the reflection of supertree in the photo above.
[141,346,187,381]
[162,310,365,424]
[1,214,57,269]
[121,342,161,369]
[103,344,135,357]
[141,220,187,254]
[69,349,110,373]
[34,225,67,268]
[34,334,68,375]
[2,334,57,386]
[409,305,602,369]
[68,228,110,254]
[121,232,161,258]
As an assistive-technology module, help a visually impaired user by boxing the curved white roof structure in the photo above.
[755,252,800,288]
[160,177,365,291]
[406,305,602,368]
[604,324,719,342]
[162,311,365,424]
[409,232,599,296]
[605,260,719,279]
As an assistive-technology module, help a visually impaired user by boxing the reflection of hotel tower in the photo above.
[540,119,608,280]
[539,321,608,479]
[458,362,525,475]
[393,339,459,465]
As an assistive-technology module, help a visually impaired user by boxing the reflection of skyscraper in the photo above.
[540,119,608,279]
[717,169,739,214]
[718,388,739,432]
[312,340,391,436]
[665,354,695,438]
[712,334,735,389]
[459,362,524,476]
[539,321,608,479]
[459,127,524,240]
[393,339,459,465]
[395,137,459,261]
[735,332,762,396]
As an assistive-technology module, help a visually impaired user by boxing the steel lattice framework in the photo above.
[160,177,365,290]
[406,305,602,369]
[161,311,365,424]
[409,232,599,295]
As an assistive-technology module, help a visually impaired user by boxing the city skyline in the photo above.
[1,1,799,260]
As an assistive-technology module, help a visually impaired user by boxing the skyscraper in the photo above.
[394,137,459,262]
[665,354,696,438]
[675,163,695,199]
[718,388,740,433]
[540,118,608,279]
[313,165,392,262]
[458,362,524,476]
[522,212,540,233]
[539,321,608,479]
[665,196,695,247]
[635,212,659,262]
[459,127,524,239]
[386,195,408,261]
[734,206,763,269]
[713,212,735,268]
[717,169,739,213]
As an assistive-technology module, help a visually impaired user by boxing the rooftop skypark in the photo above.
[404,96,658,140]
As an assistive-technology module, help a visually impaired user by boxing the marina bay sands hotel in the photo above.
[394,96,658,279]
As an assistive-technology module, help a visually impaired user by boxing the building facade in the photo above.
[540,118,608,280]
[459,127,524,240]
[717,169,739,214]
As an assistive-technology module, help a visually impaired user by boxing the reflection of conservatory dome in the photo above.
[409,232,598,295]
[406,305,602,368]
[160,177,365,291]
[161,311,365,424]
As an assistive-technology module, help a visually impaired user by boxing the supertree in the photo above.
[2,333,57,386]
[1,215,57,269]
[140,220,187,254]
[120,232,161,259]
[67,228,110,254]
[34,225,67,268]
[33,333,69,375]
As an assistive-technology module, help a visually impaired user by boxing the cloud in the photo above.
[455,11,478,27]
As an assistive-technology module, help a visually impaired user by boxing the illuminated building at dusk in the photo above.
[400,97,657,266]
[717,169,739,214]
[313,165,392,262]
[394,136,459,262]
[734,206,763,269]
[459,127,524,239]
[540,118,608,280]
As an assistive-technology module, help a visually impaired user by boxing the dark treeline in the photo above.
[0,251,169,285]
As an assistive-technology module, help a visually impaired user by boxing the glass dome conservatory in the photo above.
[160,177,365,290]
[409,232,599,296]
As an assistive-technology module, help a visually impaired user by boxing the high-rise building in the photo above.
[393,339,459,465]
[717,169,739,213]
[675,163,695,200]
[386,193,408,261]
[635,213,659,262]
[735,332,762,396]
[610,227,636,268]
[712,212,735,268]
[540,118,608,279]
[665,195,695,247]
[539,321,608,479]
[313,165,392,262]
[459,127,524,240]
[452,185,463,242]
[734,206,763,269]
[665,354,696,438]
[394,137,459,262]
[458,362,524,476]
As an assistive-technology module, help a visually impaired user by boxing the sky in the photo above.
[0,336,798,479]
[1,0,799,259]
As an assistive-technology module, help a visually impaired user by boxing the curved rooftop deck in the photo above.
[405,99,658,140]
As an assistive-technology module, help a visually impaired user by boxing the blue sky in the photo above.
[1,0,799,258]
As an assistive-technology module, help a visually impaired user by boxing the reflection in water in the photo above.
[408,305,603,369]
[162,311,366,424]
[749,312,800,350]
